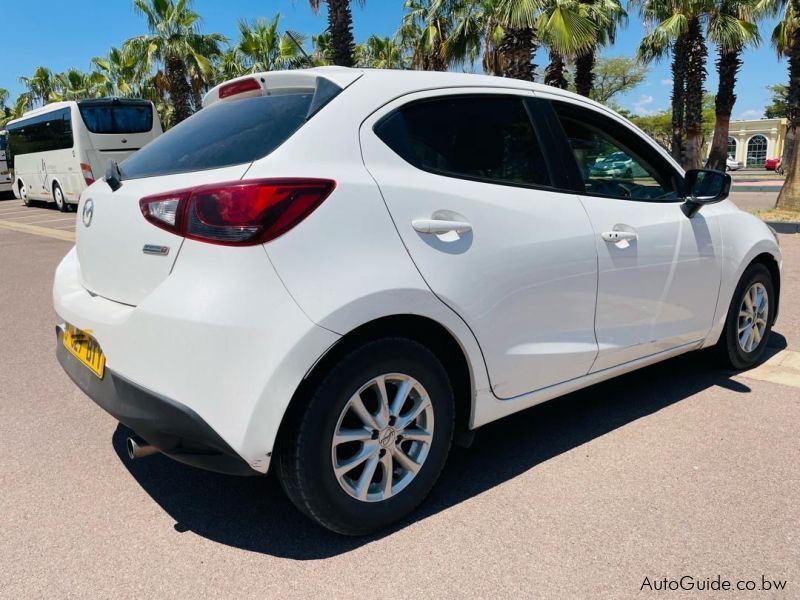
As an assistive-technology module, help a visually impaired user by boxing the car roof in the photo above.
[203,66,611,114]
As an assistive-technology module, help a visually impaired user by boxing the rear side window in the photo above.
[120,92,314,180]
[79,101,153,134]
[375,95,552,188]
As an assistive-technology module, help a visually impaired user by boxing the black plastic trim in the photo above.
[56,326,257,476]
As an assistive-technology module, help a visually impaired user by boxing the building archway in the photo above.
[727,136,737,159]
[746,134,768,166]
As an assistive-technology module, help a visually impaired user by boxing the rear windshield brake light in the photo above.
[218,78,262,100]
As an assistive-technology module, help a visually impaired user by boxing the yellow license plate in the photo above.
[63,324,106,379]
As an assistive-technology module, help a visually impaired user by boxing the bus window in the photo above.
[7,107,73,159]
[78,101,153,134]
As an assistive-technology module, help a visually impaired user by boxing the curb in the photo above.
[732,185,783,192]
[765,221,800,234]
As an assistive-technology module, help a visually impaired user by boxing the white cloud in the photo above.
[660,78,673,86]
[632,94,655,116]
[737,109,763,121]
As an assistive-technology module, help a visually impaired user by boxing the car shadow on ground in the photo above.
[113,339,786,560]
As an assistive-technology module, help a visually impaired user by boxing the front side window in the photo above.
[375,95,552,188]
[552,102,681,201]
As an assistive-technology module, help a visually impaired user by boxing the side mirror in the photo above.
[682,168,731,217]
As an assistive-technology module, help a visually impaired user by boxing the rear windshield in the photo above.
[79,102,153,134]
[119,92,314,180]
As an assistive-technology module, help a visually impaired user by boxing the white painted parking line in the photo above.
[24,217,78,226]
[0,209,45,217]
[0,219,75,241]
[740,349,800,389]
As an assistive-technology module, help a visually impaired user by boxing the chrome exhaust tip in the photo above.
[126,436,159,460]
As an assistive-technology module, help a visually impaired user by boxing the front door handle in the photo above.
[412,219,472,235]
[601,230,638,243]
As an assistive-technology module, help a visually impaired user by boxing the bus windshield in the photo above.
[78,100,153,134]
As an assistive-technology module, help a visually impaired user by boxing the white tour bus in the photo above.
[0,130,12,195]
[7,98,162,210]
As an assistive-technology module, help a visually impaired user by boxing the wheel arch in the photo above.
[275,314,477,456]
[749,251,781,325]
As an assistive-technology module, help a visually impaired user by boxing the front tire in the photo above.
[20,183,30,207]
[277,338,454,535]
[716,263,774,369]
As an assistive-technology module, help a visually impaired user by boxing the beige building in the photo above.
[711,117,788,166]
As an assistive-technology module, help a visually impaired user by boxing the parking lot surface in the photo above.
[1,224,798,599]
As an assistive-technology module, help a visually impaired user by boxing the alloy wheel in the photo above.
[737,282,769,353]
[331,373,434,502]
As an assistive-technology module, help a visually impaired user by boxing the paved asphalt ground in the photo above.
[1,195,799,599]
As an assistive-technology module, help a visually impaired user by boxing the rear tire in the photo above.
[53,183,68,212]
[716,263,774,369]
[276,338,454,535]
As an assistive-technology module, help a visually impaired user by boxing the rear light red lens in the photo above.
[80,163,95,186]
[218,78,262,100]
[139,179,335,246]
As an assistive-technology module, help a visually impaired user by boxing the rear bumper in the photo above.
[53,242,340,475]
[56,325,257,476]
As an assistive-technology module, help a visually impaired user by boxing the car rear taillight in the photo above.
[218,78,262,100]
[139,179,336,246]
[81,163,95,186]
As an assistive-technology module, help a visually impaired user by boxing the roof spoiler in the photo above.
[202,67,363,110]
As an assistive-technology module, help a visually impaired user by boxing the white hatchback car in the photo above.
[54,67,782,535]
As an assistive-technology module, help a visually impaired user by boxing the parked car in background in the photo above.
[589,151,648,179]
[54,68,782,535]
[765,157,781,171]
[726,156,742,171]
[7,98,162,211]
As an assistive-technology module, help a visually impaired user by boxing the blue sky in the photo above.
[0,0,784,119]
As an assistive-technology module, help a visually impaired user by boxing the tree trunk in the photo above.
[327,0,355,67]
[165,54,193,125]
[497,26,536,81]
[707,47,741,171]
[684,16,707,170]
[777,0,800,210]
[574,49,595,98]
[670,33,688,165]
[544,50,568,89]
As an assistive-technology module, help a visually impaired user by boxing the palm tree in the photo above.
[573,0,626,97]
[399,0,452,70]
[705,0,760,171]
[355,35,410,68]
[312,32,334,65]
[501,0,599,87]
[18,66,56,108]
[638,0,712,169]
[235,16,306,73]
[128,0,225,124]
[92,47,138,97]
[50,69,106,102]
[758,0,800,208]
[308,0,365,67]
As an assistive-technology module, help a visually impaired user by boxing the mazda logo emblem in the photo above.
[82,198,94,227]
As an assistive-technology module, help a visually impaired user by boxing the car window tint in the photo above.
[375,95,552,188]
[552,102,681,201]
[120,92,314,180]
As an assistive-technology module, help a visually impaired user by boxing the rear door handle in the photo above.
[601,230,638,242]
[412,219,472,235]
